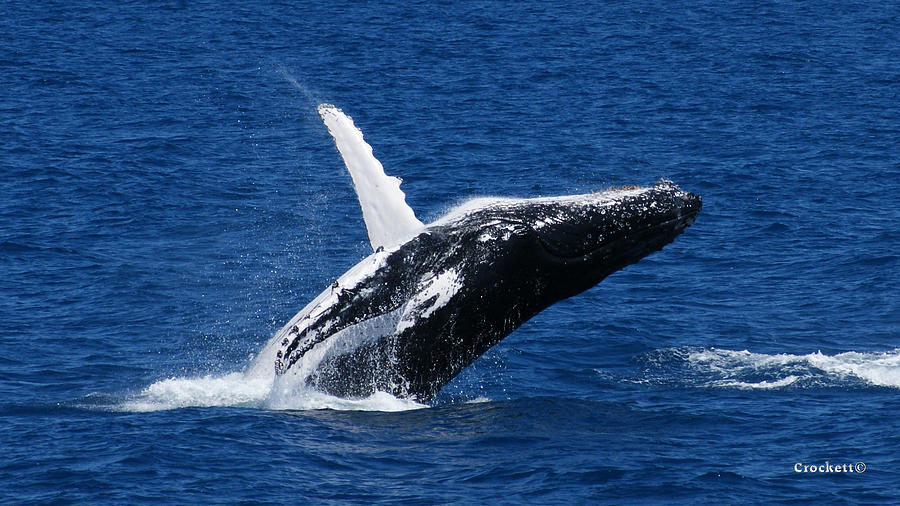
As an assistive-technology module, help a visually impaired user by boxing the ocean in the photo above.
[2,0,898,503]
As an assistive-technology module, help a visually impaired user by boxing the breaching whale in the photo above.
[249,104,701,401]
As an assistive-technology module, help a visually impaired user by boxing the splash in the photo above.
[119,373,271,412]
[278,66,319,104]
[111,104,433,414]
[632,347,900,390]
[116,371,426,413]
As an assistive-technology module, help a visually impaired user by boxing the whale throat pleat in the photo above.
[317,104,424,251]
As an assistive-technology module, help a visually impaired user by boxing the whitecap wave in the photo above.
[690,348,900,389]
[713,375,799,390]
[633,347,900,390]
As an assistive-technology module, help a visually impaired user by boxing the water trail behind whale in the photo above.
[628,347,900,390]
[278,66,320,105]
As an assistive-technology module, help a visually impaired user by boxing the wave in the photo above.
[629,347,900,390]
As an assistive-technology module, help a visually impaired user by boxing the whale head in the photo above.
[520,179,701,297]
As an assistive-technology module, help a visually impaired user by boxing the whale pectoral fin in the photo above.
[317,104,424,251]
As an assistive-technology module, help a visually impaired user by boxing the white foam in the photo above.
[116,369,426,413]
[684,348,900,389]
[806,350,900,388]
[266,386,426,412]
[118,373,271,412]
[713,376,799,390]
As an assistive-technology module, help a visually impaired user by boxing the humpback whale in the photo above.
[249,104,701,401]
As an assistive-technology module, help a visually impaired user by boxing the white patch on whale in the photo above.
[397,268,463,333]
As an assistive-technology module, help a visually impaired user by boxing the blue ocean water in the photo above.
[2,0,899,503]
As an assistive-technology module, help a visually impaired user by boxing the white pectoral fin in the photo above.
[317,104,424,251]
